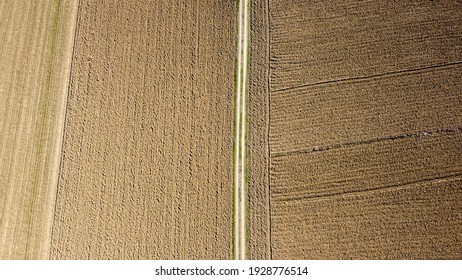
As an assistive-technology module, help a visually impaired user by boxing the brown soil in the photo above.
[272,178,462,259]
[272,133,462,203]
[264,0,462,259]
[0,0,78,259]
[271,65,462,154]
[247,0,271,260]
[50,0,236,259]
[269,0,462,91]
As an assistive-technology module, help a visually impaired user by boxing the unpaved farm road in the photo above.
[234,0,249,260]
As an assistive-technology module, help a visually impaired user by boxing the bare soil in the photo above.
[248,0,271,260]
[269,0,462,91]
[265,0,462,259]
[50,0,236,259]
[271,65,462,154]
[272,178,462,259]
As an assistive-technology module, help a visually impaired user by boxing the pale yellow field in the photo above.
[0,0,78,259]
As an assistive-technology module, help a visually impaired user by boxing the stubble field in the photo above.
[0,0,78,259]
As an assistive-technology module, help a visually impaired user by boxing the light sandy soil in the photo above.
[0,0,78,259]
[265,0,462,259]
[50,0,236,259]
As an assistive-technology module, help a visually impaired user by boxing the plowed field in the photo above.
[248,0,271,260]
[50,0,236,259]
[252,0,462,259]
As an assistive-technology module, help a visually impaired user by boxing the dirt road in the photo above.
[234,0,250,260]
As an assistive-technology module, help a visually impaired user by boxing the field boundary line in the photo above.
[272,126,462,158]
[275,173,462,204]
[48,0,81,260]
[272,60,462,93]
